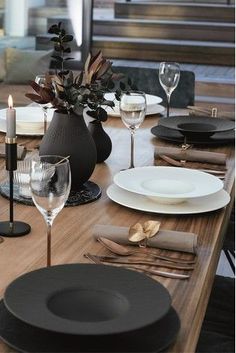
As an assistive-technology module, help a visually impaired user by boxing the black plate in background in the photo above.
[4,264,171,336]
[151,125,235,145]
[158,116,235,135]
[0,300,180,353]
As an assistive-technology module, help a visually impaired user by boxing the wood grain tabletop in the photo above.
[0,112,234,353]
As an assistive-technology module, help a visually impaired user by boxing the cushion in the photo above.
[0,49,6,82]
[4,48,52,84]
[112,66,195,108]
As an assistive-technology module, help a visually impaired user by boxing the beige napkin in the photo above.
[93,224,198,254]
[154,146,227,165]
[188,106,235,121]
[0,143,26,160]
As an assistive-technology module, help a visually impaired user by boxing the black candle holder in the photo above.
[0,137,31,237]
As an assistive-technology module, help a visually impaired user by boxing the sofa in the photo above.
[0,46,51,109]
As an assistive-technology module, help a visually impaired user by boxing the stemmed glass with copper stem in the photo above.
[30,155,71,267]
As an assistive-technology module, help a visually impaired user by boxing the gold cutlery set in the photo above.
[85,237,196,280]
[158,154,226,179]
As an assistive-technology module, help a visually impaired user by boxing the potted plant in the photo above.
[26,22,130,193]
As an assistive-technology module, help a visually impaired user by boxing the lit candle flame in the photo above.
[8,95,13,109]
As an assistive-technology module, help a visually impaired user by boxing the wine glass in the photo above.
[30,155,71,267]
[120,91,146,169]
[159,62,180,118]
[35,75,51,134]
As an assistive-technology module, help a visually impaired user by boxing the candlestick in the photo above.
[6,95,16,138]
[0,96,31,237]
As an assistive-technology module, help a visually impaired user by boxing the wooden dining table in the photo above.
[0,111,235,353]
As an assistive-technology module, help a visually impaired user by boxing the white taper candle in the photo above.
[6,95,16,138]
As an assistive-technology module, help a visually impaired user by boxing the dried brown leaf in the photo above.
[128,223,146,242]
[25,93,48,104]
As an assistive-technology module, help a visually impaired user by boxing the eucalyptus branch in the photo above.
[26,22,134,116]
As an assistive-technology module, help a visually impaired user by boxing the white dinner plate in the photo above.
[107,184,230,215]
[0,107,54,136]
[103,93,164,117]
[113,166,223,204]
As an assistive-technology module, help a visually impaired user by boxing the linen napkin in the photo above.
[154,146,227,165]
[0,143,26,160]
[187,106,235,121]
[93,224,198,254]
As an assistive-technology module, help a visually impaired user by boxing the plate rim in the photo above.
[0,106,54,123]
[104,92,163,105]
[103,92,164,117]
[0,300,180,353]
[107,184,230,215]
[4,263,171,336]
[158,115,235,134]
[0,107,54,136]
[106,104,165,117]
[113,166,223,199]
[151,124,235,145]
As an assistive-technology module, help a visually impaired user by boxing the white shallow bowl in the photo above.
[107,184,230,215]
[0,107,54,135]
[113,166,223,204]
[103,93,164,117]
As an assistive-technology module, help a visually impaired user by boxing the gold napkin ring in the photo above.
[128,221,161,247]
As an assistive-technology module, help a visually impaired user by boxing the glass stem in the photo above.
[130,129,135,169]
[46,220,52,267]
[166,93,171,118]
[43,108,47,134]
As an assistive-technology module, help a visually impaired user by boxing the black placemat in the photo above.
[0,300,180,353]
[151,125,235,145]
[0,181,101,207]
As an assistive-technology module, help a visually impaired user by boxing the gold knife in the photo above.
[90,254,194,270]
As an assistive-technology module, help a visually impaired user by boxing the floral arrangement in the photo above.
[26,22,133,122]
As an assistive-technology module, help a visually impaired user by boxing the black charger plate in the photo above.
[158,116,235,138]
[4,264,171,336]
[0,300,180,353]
[151,125,235,145]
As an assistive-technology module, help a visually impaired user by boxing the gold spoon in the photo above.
[98,237,196,265]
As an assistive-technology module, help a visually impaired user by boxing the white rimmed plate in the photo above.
[107,184,230,215]
[103,93,164,117]
[0,107,54,136]
[113,166,223,204]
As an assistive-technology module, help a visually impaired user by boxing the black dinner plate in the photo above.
[151,124,235,145]
[0,300,180,353]
[4,264,171,336]
[158,116,235,139]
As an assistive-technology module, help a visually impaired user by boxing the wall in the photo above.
[94,0,115,8]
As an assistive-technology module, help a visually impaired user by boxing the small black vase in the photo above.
[88,121,112,163]
[39,110,97,190]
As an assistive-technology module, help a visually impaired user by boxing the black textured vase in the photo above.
[88,121,112,163]
[39,111,97,190]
